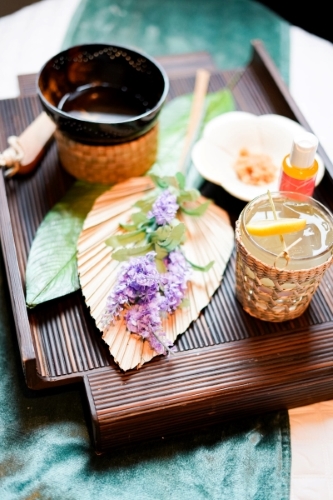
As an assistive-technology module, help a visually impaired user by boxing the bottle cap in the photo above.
[290,132,318,168]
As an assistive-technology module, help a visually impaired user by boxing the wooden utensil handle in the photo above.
[178,68,210,174]
[1,112,56,176]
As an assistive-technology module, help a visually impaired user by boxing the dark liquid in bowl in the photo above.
[58,84,150,123]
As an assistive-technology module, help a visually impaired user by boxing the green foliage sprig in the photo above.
[105,172,214,274]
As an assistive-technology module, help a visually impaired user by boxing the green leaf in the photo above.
[177,188,200,204]
[149,173,162,187]
[25,181,108,308]
[112,244,154,261]
[134,196,156,213]
[203,88,235,126]
[105,230,146,248]
[158,223,186,251]
[149,225,171,244]
[149,174,180,190]
[175,172,186,190]
[187,259,215,272]
[119,222,137,231]
[159,176,179,189]
[149,174,170,189]
[180,200,211,216]
[154,244,169,260]
[131,211,149,225]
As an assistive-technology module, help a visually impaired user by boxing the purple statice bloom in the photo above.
[125,299,174,355]
[149,331,175,355]
[160,250,191,313]
[102,251,188,355]
[102,252,160,325]
[148,189,179,226]
[119,251,159,303]
[125,299,162,338]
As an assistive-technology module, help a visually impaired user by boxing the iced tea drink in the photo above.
[235,192,333,321]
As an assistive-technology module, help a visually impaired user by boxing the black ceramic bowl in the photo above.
[37,43,169,145]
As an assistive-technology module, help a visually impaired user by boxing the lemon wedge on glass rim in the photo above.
[246,218,306,237]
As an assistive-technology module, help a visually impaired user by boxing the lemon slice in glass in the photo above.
[246,218,306,236]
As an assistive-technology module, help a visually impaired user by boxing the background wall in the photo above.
[256,0,333,43]
[0,0,41,18]
[1,0,332,45]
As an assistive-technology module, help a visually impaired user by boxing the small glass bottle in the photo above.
[279,132,319,196]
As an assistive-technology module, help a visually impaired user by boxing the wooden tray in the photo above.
[1,41,333,453]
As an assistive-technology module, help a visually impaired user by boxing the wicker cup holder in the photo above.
[235,221,333,322]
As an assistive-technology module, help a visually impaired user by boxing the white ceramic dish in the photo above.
[192,112,325,202]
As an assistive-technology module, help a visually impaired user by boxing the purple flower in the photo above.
[125,299,173,354]
[125,299,162,338]
[148,189,179,226]
[149,331,175,355]
[102,249,190,356]
[160,250,191,313]
[102,252,159,323]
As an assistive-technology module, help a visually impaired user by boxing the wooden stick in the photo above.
[1,112,56,177]
[267,190,287,251]
[178,69,210,174]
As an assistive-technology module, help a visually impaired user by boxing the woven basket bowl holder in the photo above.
[55,124,158,184]
[235,221,333,322]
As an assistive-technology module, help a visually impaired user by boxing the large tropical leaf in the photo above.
[25,89,235,307]
[25,182,107,307]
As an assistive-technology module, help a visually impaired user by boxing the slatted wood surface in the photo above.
[1,41,333,451]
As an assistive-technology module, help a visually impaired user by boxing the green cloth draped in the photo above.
[0,1,291,498]
[0,246,290,498]
[63,0,290,83]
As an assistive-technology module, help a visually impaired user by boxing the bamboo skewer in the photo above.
[178,69,210,174]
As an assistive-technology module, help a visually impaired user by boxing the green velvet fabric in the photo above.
[0,246,290,498]
[63,0,290,83]
[0,1,292,498]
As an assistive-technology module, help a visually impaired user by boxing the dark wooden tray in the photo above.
[1,41,333,453]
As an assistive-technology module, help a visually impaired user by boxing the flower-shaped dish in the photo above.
[191,112,325,202]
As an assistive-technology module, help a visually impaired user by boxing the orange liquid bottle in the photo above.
[279,132,319,196]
